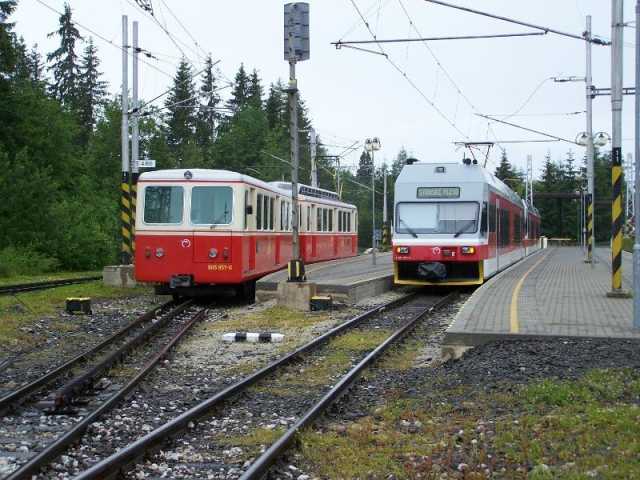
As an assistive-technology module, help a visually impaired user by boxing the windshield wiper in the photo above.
[453,220,475,238]
[399,218,418,238]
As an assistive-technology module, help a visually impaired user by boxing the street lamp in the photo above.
[365,137,382,265]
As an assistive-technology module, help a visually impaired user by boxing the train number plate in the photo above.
[208,264,233,271]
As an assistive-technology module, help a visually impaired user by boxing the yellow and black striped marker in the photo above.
[607,148,630,297]
[121,172,132,265]
[382,222,390,251]
[287,259,306,282]
[131,172,139,256]
[586,193,593,263]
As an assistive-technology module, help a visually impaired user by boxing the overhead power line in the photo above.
[333,31,546,46]
[158,0,209,59]
[476,114,580,145]
[34,0,174,80]
[346,0,470,140]
[421,0,610,45]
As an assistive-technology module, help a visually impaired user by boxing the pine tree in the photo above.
[77,38,107,145]
[357,150,373,182]
[0,0,17,79]
[226,64,249,113]
[47,3,82,109]
[494,150,523,193]
[165,58,197,166]
[247,69,263,109]
[265,81,286,130]
[27,44,45,86]
[195,55,221,151]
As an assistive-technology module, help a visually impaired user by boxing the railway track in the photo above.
[1,301,209,480]
[70,291,457,480]
[0,276,103,296]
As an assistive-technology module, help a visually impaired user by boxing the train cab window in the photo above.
[191,186,233,225]
[307,206,311,231]
[396,202,479,235]
[144,186,184,224]
[347,212,351,232]
[322,209,328,232]
[338,211,343,232]
[269,197,275,230]
[480,202,488,236]
[256,193,263,230]
[244,190,249,230]
[262,195,269,230]
[316,207,322,231]
[328,210,334,232]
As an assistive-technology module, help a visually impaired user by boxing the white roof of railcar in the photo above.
[396,162,523,206]
[139,169,356,209]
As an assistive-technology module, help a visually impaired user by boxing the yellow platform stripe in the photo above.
[510,253,548,334]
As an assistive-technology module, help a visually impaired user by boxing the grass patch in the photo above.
[205,306,329,334]
[298,368,640,479]
[214,426,285,447]
[378,338,424,371]
[0,270,102,286]
[0,281,150,349]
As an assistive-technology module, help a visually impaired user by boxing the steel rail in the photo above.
[239,292,458,480]
[51,301,194,410]
[5,307,208,480]
[73,293,420,480]
[0,276,102,296]
[0,301,176,414]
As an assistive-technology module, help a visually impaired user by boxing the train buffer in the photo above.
[442,246,640,360]
[256,252,393,305]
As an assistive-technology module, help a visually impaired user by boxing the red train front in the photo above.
[134,169,358,299]
[392,160,541,286]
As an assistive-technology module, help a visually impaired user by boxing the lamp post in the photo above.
[365,137,381,265]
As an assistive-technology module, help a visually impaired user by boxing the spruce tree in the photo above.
[247,69,263,109]
[0,0,17,79]
[77,38,107,145]
[226,64,249,113]
[357,151,373,182]
[195,55,221,150]
[265,81,286,130]
[47,3,82,109]
[27,44,45,86]
[165,58,197,166]
[494,150,523,193]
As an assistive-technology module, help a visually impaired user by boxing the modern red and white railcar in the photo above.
[392,160,541,286]
[134,169,358,299]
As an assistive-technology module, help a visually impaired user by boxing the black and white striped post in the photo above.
[120,15,132,265]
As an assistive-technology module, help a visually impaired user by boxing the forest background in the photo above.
[0,1,619,276]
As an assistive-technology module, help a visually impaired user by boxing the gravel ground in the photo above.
[0,291,409,479]
[0,294,165,393]
[278,294,640,480]
[120,294,441,480]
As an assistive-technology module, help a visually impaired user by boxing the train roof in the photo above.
[138,169,356,209]
[396,161,526,208]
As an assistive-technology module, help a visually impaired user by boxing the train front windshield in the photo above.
[396,202,479,235]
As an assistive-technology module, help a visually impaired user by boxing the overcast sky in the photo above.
[12,0,638,180]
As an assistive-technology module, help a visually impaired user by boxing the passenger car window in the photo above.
[191,186,233,225]
[144,186,183,224]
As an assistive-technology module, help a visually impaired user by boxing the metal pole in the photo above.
[586,15,595,264]
[371,150,376,265]
[131,20,139,259]
[383,169,389,249]
[310,128,318,188]
[288,32,304,282]
[634,0,640,325]
[120,15,131,265]
[609,0,628,296]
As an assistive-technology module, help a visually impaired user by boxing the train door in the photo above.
[248,189,256,271]
[495,199,501,272]
[311,205,318,257]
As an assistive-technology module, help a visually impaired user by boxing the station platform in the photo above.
[443,246,640,356]
[256,252,393,304]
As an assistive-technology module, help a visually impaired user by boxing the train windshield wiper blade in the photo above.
[453,220,475,238]
[399,218,418,238]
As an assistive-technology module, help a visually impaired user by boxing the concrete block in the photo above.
[103,265,137,288]
[276,281,317,311]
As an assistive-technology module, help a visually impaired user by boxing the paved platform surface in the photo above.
[443,247,640,350]
[256,252,393,304]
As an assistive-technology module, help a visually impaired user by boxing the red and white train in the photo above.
[392,160,541,286]
[134,169,358,299]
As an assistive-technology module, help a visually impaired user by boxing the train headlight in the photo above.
[396,246,410,255]
[209,248,218,259]
[155,247,165,258]
[461,246,476,255]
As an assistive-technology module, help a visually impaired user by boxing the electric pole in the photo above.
[634,0,640,326]
[365,138,381,265]
[608,0,629,297]
[585,15,596,264]
[131,20,140,256]
[120,15,132,265]
[284,3,309,283]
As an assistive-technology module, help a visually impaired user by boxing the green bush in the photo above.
[0,246,60,278]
